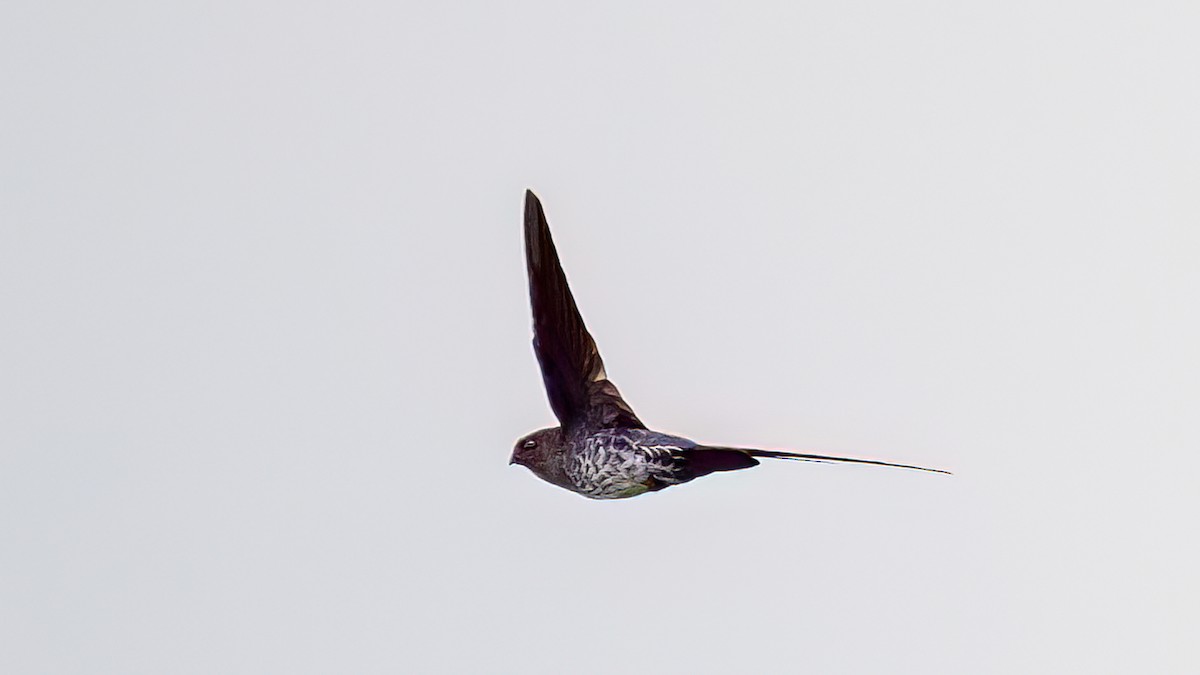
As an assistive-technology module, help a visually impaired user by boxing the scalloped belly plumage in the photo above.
[565,433,681,499]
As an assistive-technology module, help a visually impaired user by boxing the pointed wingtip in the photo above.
[525,189,544,226]
[524,189,552,274]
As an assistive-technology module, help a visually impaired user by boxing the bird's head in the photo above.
[511,427,570,486]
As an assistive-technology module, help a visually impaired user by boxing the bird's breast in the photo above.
[564,430,683,499]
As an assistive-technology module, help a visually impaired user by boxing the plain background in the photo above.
[2,2,1197,673]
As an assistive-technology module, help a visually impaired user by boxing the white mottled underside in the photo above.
[565,429,689,499]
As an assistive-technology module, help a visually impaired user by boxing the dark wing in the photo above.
[524,190,644,431]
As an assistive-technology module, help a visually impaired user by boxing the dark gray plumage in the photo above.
[511,190,948,499]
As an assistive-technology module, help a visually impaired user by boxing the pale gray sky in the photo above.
[2,1,1197,673]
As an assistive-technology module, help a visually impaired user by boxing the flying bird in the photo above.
[512,190,948,499]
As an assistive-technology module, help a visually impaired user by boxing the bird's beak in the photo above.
[509,454,518,466]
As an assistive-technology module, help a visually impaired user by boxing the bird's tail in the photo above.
[694,445,951,475]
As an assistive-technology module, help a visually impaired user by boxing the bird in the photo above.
[511,190,949,499]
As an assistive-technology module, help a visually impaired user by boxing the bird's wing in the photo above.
[524,190,644,431]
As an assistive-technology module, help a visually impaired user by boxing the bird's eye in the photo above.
[523,440,537,449]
